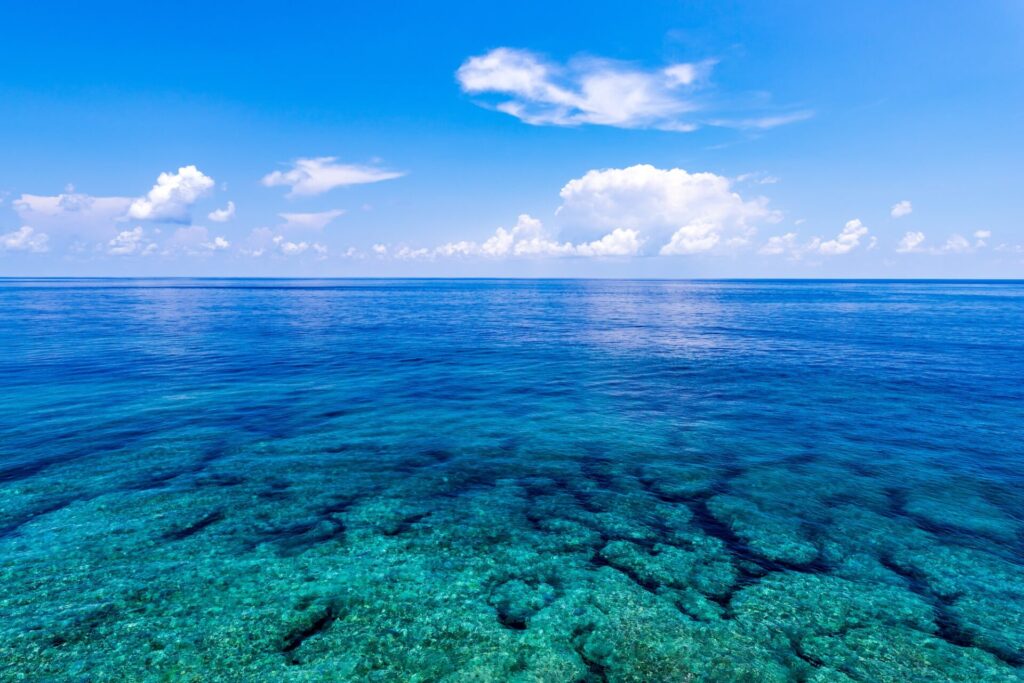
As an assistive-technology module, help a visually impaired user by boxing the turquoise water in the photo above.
[1,279,1022,682]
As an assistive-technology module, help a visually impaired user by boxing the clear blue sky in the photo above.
[2,1,1022,277]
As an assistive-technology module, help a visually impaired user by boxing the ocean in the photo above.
[1,279,1022,681]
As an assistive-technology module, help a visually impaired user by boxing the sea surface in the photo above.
[1,279,1022,682]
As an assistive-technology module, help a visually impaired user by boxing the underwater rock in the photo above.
[487,579,556,630]
[948,592,1024,663]
[731,573,937,641]
[889,543,1024,600]
[802,625,1023,682]
[598,539,737,599]
[707,494,819,566]
[639,463,718,500]
[905,489,1019,543]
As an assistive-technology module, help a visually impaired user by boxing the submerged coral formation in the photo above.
[1,430,1022,682]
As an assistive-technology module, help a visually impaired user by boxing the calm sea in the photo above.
[1,279,1022,681]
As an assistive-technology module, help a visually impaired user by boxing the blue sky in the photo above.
[2,1,1022,277]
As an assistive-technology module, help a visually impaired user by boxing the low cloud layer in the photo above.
[760,219,872,259]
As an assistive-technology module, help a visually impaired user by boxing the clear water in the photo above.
[1,279,1022,682]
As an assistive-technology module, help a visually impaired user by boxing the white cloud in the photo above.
[1,226,49,253]
[761,219,870,259]
[390,166,771,261]
[818,219,869,255]
[262,157,404,197]
[760,232,800,256]
[14,192,132,237]
[890,200,913,218]
[242,227,324,257]
[707,111,815,130]
[433,214,571,258]
[737,172,780,185]
[208,200,236,223]
[660,222,722,255]
[107,227,155,256]
[278,209,345,231]
[275,236,310,255]
[128,165,215,222]
[758,233,821,260]
[896,231,985,255]
[13,168,212,238]
[458,48,718,131]
[405,215,643,261]
[896,231,926,253]
[165,226,231,254]
[941,234,971,253]
[557,164,773,255]
[575,228,643,257]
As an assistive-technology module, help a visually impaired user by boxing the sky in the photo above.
[1,1,1022,278]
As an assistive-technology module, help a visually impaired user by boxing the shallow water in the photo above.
[1,279,1022,682]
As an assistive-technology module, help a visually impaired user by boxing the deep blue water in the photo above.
[1,279,1022,681]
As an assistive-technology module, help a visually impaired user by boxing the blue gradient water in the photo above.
[1,279,1022,681]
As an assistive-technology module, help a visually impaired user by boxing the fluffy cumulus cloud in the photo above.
[1,226,49,253]
[128,165,214,222]
[208,201,236,223]
[557,164,774,255]
[575,228,644,257]
[242,227,326,258]
[457,48,712,131]
[896,231,926,253]
[891,200,913,218]
[819,219,868,255]
[761,219,871,259]
[278,209,345,231]
[262,157,404,197]
[107,227,156,256]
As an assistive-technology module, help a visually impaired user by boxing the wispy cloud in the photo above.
[458,48,712,131]
[457,47,810,132]
[278,209,345,231]
[707,111,814,130]
[262,157,404,197]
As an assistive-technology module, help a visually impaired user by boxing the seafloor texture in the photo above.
[0,279,1022,682]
